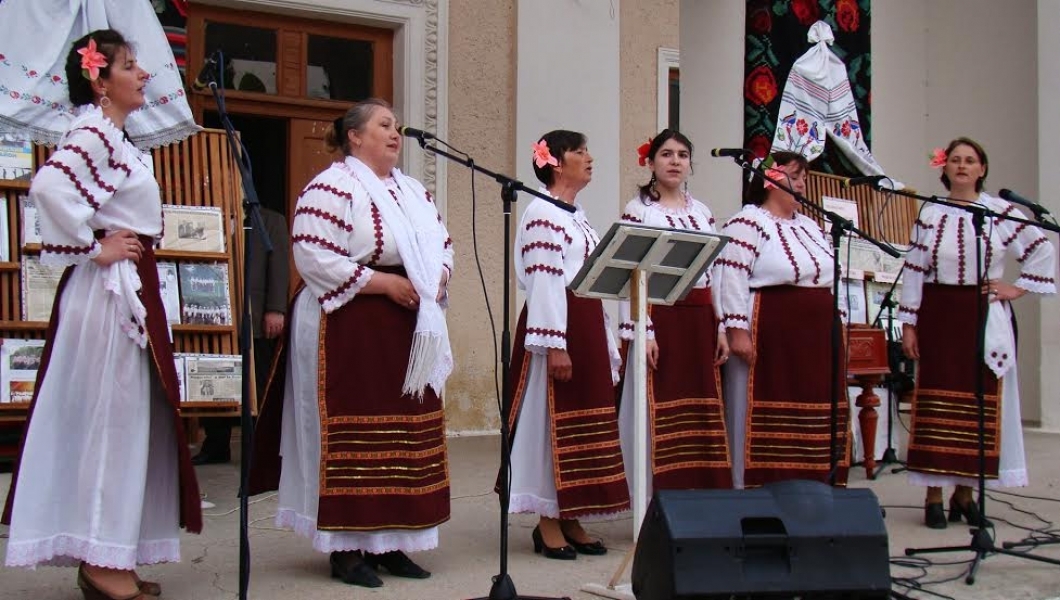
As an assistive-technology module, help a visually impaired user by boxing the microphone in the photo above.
[191,50,220,92]
[999,188,1050,216]
[398,125,435,141]
[710,148,755,159]
[841,174,888,188]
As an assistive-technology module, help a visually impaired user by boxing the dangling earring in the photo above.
[649,173,658,198]
[99,91,111,109]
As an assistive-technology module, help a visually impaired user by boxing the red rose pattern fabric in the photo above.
[744,0,871,176]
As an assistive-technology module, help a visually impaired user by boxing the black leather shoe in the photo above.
[364,550,431,579]
[330,551,383,588]
[532,526,576,560]
[563,532,607,555]
[924,502,947,529]
[949,497,991,527]
[191,451,230,466]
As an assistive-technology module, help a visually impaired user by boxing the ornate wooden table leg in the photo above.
[854,374,882,479]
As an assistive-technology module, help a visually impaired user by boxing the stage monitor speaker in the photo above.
[631,480,890,600]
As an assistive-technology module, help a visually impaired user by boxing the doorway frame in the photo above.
[188,0,449,211]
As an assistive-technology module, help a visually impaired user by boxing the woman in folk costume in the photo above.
[714,151,850,490]
[507,130,629,560]
[616,129,733,502]
[248,98,454,587]
[900,138,1055,529]
[2,30,201,600]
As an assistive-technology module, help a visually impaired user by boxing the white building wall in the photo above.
[515,0,622,233]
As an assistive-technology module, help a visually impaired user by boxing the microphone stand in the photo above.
[722,155,899,486]
[869,266,908,478]
[874,184,1060,583]
[204,53,273,600]
[408,133,574,600]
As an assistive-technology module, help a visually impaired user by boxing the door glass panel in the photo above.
[306,35,374,101]
[205,22,278,94]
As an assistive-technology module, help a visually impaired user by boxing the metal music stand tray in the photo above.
[570,223,728,600]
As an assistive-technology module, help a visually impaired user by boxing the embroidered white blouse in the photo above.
[897,193,1056,327]
[714,204,836,331]
[514,194,620,378]
[291,160,453,314]
[616,194,718,340]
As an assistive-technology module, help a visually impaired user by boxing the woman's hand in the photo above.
[380,272,420,310]
[902,323,919,360]
[91,230,143,266]
[728,328,753,364]
[436,269,450,302]
[983,279,1025,303]
[645,339,659,370]
[547,348,573,382]
[714,331,731,367]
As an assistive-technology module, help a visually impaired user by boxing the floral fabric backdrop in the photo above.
[744,0,871,175]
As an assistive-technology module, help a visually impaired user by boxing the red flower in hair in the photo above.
[78,38,108,81]
[928,148,947,169]
[637,138,653,167]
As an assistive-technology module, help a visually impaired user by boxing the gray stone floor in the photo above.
[2,426,1060,600]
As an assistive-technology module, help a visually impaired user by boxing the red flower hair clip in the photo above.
[636,138,653,167]
[77,38,108,81]
[533,140,558,168]
[928,147,947,169]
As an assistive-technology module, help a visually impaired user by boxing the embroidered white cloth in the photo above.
[770,21,892,181]
[0,0,198,148]
[341,157,452,397]
[616,194,721,340]
[898,192,1056,377]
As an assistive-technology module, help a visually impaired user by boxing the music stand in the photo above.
[572,223,728,600]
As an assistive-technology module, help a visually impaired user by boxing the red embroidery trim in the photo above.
[688,214,701,230]
[798,225,831,254]
[72,126,132,177]
[295,206,353,232]
[300,182,354,201]
[60,144,116,194]
[665,215,676,228]
[368,203,384,265]
[723,313,749,322]
[1020,272,1055,284]
[43,161,100,210]
[729,238,760,257]
[791,228,821,284]
[898,305,918,315]
[526,219,573,244]
[903,261,930,274]
[320,265,367,305]
[776,223,800,283]
[619,323,655,331]
[1002,223,1029,247]
[527,327,566,339]
[1018,237,1048,263]
[724,217,771,240]
[956,216,966,285]
[521,241,563,255]
[914,218,934,230]
[388,189,401,205]
[444,237,453,249]
[715,258,752,273]
[293,234,350,257]
[525,264,564,276]
[930,214,947,283]
[620,213,643,223]
[42,242,95,255]
[910,241,930,252]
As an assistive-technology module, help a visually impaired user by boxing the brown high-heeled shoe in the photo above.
[78,564,147,600]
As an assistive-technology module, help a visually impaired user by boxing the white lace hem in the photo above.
[908,467,1028,490]
[507,494,628,523]
[275,509,438,554]
[5,534,180,569]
